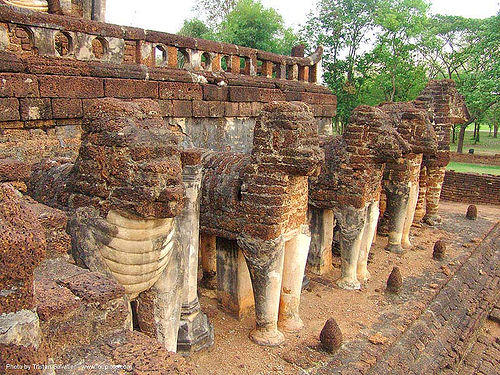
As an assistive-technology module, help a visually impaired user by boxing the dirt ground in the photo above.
[187,201,500,375]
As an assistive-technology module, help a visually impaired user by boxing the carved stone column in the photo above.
[176,162,214,353]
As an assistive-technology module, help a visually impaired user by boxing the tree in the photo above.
[193,0,237,28]
[370,0,429,102]
[302,0,431,128]
[454,12,499,152]
[417,15,477,80]
[178,18,216,40]
[302,0,377,128]
[218,0,297,55]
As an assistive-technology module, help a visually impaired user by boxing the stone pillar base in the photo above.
[177,300,214,354]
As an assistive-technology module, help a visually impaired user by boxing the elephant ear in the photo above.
[237,234,284,271]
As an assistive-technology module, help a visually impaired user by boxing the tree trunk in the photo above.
[456,124,468,153]
[494,123,498,138]
[475,121,480,144]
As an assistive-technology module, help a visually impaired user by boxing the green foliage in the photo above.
[302,0,378,125]
[178,18,216,40]
[457,13,500,122]
[447,162,500,175]
[192,0,237,27]
[217,0,297,54]
[180,0,298,55]
[303,0,499,128]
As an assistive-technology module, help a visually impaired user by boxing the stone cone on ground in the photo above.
[433,240,446,260]
[320,318,343,353]
[466,205,477,220]
[386,266,403,294]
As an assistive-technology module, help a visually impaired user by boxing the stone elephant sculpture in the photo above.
[199,101,324,346]
[309,105,411,290]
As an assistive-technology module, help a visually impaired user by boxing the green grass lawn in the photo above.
[450,130,500,155]
[447,162,500,176]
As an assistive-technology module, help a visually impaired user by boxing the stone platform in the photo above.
[189,201,499,375]
[313,221,499,375]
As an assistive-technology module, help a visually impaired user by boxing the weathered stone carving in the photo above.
[200,102,323,346]
[309,105,410,289]
[61,98,188,352]
[412,80,470,225]
[377,101,438,253]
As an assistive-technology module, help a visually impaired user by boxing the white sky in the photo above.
[106,0,499,34]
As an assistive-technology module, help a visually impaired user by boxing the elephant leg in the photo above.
[423,166,446,226]
[334,205,366,290]
[279,225,311,332]
[357,201,379,283]
[413,166,427,224]
[384,181,410,254]
[307,207,334,275]
[402,180,419,249]
[200,233,217,290]
[238,235,285,346]
[136,244,184,352]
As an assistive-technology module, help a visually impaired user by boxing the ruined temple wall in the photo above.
[440,170,500,206]
[0,5,336,164]
[449,151,500,166]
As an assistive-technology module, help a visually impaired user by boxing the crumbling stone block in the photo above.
[309,105,410,290]
[0,183,48,374]
[413,80,470,225]
[377,101,437,254]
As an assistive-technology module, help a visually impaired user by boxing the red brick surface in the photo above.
[0,98,20,121]
[39,76,104,98]
[51,98,83,118]
[105,78,158,99]
[441,170,500,206]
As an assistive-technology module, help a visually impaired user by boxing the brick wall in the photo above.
[450,151,500,166]
[441,170,500,206]
[0,4,336,165]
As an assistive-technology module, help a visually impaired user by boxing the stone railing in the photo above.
[0,3,323,83]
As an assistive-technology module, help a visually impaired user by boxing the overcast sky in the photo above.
[106,0,499,34]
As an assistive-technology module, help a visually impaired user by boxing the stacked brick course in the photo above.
[441,170,500,206]
[450,151,500,166]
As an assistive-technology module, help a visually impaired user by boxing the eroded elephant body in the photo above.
[413,80,470,225]
[200,102,323,345]
[309,105,410,289]
[377,101,438,253]
[63,98,186,352]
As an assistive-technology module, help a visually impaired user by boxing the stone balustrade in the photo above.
[0,3,322,83]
